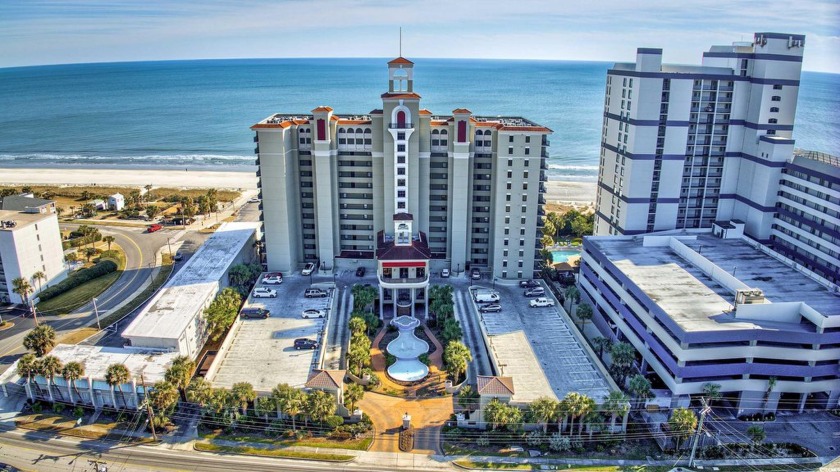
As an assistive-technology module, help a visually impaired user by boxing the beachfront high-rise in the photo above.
[594,32,805,240]
[253,57,551,298]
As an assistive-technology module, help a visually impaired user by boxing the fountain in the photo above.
[386,315,429,382]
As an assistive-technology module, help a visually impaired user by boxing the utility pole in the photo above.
[92,297,101,330]
[140,372,157,441]
[167,237,173,258]
[689,398,711,468]
[29,298,40,326]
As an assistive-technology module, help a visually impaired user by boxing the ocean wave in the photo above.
[547,164,599,171]
[0,153,255,166]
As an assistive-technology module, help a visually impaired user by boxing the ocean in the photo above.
[0,58,837,182]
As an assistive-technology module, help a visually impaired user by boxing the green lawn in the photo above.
[194,442,354,461]
[199,430,372,451]
[37,246,126,316]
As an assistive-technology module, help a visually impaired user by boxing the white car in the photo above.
[301,309,326,319]
[248,197,261,203]
[529,297,555,308]
[261,273,283,284]
[301,262,316,276]
[252,287,277,298]
[441,268,450,278]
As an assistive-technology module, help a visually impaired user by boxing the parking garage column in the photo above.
[379,285,384,320]
[411,288,416,318]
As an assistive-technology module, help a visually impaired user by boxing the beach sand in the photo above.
[0,167,596,207]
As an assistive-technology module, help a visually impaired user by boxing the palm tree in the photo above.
[11,277,33,304]
[231,382,256,416]
[577,395,596,437]
[31,271,46,293]
[186,377,213,409]
[23,325,56,356]
[344,383,364,412]
[668,408,697,450]
[165,356,195,401]
[255,396,276,421]
[351,284,376,314]
[40,355,64,402]
[305,389,336,425]
[148,381,179,425]
[443,340,472,383]
[102,235,116,251]
[563,392,590,437]
[529,396,559,433]
[746,425,766,450]
[272,383,302,430]
[592,336,611,360]
[702,382,722,407]
[608,341,636,386]
[105,363,131,409]
[348,317,366,337]
[574,302,593,330]
[564,285,579,312]
[17,353,38,400]
[62,361,86,404]
[628,374,652,409]
[83,247,97,262]
[601,391,630,433]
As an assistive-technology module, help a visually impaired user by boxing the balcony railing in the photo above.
[389,122,414,129]
[378,273,430,286]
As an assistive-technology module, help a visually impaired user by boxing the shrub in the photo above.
[476,433,490,447]
[52,402,65,414]
[548,433,571,452]
[325,415,344,429]
[526,430,544,446]
[38,259,118,301]
[73,406,85,418]
[32,402,43,414]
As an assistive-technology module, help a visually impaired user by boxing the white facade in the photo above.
[0,210,67,304]
[108,193,125,211]
[121,222,259,357]
[595,32,805,242]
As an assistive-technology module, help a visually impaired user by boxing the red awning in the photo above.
[381,261,426,268]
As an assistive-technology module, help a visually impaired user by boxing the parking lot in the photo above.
[209,272,338,392]
[466,279,614,403]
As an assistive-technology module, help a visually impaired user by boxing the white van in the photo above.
[474,290,500,303]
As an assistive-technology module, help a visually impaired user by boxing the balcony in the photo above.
[378,272,429,289]
[389,122,414,129]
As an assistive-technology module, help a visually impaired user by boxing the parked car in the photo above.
[471,268,481,280]
[248,197,261,203]
[294,338,319,350]
[147,223,163,233]
[304,288,328,298]
[301,309,326,319]
[479,303,502,313]
[355,267,366,277]
[252,287,277,298]
[524,287,546,297]
[529,297,555,307]
[519,279,540,288]
[302,262,316,276]
[240,307,270,319]
[262,273,283,284]
[441,268,450,278]
[474,291,500,303]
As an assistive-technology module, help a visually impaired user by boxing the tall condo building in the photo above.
[253,57,551,316]
[595,32,805,240]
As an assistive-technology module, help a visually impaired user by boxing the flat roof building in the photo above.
[253,57,552,297]
[122,221,259,357]
[580,231,840,414]
[0,208,67,304]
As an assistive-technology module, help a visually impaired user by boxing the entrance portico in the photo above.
[376,213,430,320]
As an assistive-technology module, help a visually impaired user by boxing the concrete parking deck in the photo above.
[209,274,334,392]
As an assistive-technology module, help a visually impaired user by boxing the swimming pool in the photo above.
[551,249,581,263]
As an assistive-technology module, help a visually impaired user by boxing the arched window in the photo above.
[457,121,467,143]
[364,129,372,134]
[768,118,778,124]
[484,130,492,136]
[770,107,779,113]
[317,119,325,141]
[356,128,363,134]
[432,130,439,135]
[440,129,448,135]
[397,111,406,127]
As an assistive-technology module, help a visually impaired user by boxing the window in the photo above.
[505,216,510,224]
[397,202,405,209]
[768,118,778,124]
[523,183,528,190]
[509,136,514,143]
[397,132,405,140]
[520,217,526,224]
[397,155,406,163]
[398,179,406,186]
[397,167,406,175]
[521,205,527,212]
[506,194,511,201]
[397,144,406,152]
[504,228,510,235]
[770,107,779,113]
[505,205,510,213]
[503,250,508,257]
[502,261,507,267]
[524,160,529,167]
[520,228,525,236]
[508,147,513,155]
[522,195,527,202]
[519,239,525,246]
[506,183,512,190]
[508,159,513,166]
[507,170,513,178]
[525,136,530,143]
[773,84,783,90]
[397,190,406,198]
[525,147,530,155]
[504,239,509,246]
[771,96,781,102]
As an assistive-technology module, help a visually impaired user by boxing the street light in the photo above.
[92,297,101,331]
[167,237,173,258]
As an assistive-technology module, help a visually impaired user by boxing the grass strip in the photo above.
[199,430,372,451]
[194,442,353,461]
[453,460,535,470]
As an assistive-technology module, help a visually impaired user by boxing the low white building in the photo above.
[0,344,179,410]
[108,193,125,211]
[121,222,259,357]
[0,209,67,304]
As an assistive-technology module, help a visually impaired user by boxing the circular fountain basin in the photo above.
[386,315,430,382]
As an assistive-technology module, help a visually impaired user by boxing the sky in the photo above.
[1,0,838,73]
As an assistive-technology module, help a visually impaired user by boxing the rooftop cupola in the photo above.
[388,57,414,93]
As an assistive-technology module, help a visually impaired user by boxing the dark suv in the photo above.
[294,338,319,350]
[240,307,270,319]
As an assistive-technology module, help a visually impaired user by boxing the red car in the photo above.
[147,224,163,233]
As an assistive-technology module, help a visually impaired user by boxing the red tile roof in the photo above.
[337,119,371,125]
[381,92,421,100]
[452,108,472,115]
[419,109,433,115]
[305,370,345,390]
[388,57,414,65]
[376,230,431,260]
[477,376,515,396]
[312,106,334,113]
[393,212,414,221]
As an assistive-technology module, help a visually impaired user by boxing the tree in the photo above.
[231,382,256,416]
[306,389,337,425]
[609,342,636,386]
[102,235,116,251]
[575,302,593,330]
[746,425,766,449]
[570,213,594,238]
[542,218,557,239]
[146,204,160,220]
[344,383,364,412]
[12,277,33,304]
[562,392,592,437]
[627,374,652,409]
[17,353,38,398]
[23,325,56,356]
[31,271,46,293]
[65,252,78,264]
[592,336,611,360]
[83,247,98,262]
[165,356,195,401]
[563,285,579,312]
[702,383,722,407]
[186,377,213,408]
[204,287,242,341]
[62,361,86,404]
[443,340,472,383]
[148,381,179,425]
[351,284,376,313]
[347,334,371,376]
[40,355,64,401]
[668,408,697,450]
[484,399,522,432]
[348,317,366,338]
[255,396,276,421]
[529,396,559,433]
[457,385,479,412]
[105,363,131,409]
[273,383,304,430]
[601,391,630,433]
[541,234,554,249]
[441,317,463,343]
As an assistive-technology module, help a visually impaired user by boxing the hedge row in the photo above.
[38,259,118,301]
